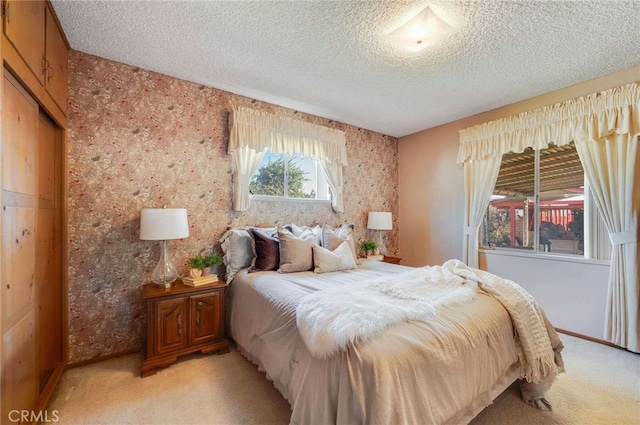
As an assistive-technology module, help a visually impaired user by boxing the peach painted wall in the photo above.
[67,51,399,363]
[398,65,639,341]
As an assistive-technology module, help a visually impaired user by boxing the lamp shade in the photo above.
[140,208,189,240]
[367,212,392,230]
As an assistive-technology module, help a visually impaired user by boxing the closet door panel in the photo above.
[2,72,38,196]
[1,308,37,419]
[36,113,63,386]
[38,114,55,203]
[2,206,36,326]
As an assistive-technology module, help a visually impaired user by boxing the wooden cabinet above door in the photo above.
[44,6,68,112]
[2,0,69,116]
[3,0,46,85]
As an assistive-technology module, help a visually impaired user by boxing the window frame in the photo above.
[481,144,589,258]
[249,149,332,203]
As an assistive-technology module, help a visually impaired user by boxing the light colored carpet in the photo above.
[46,334,639,424]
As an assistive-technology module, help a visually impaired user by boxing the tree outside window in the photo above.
[249,151,328,200]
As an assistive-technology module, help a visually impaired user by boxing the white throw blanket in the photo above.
[296,262,478,359]
[296,259,563,386]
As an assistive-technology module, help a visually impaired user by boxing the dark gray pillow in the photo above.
[248,227,279,272]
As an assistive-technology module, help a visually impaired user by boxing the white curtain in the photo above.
[458,83,639,352]
[230,145,266,211]
[462,157,502,268]
[585,186,612,260]
[228,106,348,211]
[319,159,345,213]
[575,133,638,353]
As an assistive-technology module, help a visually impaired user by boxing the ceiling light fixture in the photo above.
[388,5,453,52]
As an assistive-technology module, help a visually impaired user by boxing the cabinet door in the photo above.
[3,0,46,84]
[44,7,68,113]
[190,292,223,345]
[154,298,188,355]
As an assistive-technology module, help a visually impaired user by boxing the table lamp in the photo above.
[367,212,392,255]
[140,208,189,287]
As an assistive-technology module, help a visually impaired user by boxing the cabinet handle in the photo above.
[177,313,182,334]
[41,57,54,80]
[196,309,201,331]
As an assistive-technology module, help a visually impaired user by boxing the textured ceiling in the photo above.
[51,0,640,137]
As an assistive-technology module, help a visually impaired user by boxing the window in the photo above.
[249,150,330,200]
[482,142,586,256]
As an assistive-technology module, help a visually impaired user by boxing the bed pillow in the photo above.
[322,223,358,264]
[248,227,280,272]
[220,228,254,282]
[312,241,357,273]
[277,228,317,273]
[285,223,323,246]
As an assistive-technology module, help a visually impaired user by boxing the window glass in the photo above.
[483,142,585,256]
[249,150,330,200]
[483,147,534,249]
[538,143,584,255]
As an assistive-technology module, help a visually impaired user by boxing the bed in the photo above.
[223,225,563,425]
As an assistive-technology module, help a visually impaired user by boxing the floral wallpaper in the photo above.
[67,50,399,363]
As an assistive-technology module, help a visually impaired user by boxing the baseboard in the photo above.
[34,361,66,415]
[66,348,141,369]
[555,328,621,349]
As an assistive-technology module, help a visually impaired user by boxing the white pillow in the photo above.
[285,223,323,246]
[312,241,357,273]
[220,228,254,282]
[321,223,358,264]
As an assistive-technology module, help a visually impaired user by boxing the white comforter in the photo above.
[228,260,527,425]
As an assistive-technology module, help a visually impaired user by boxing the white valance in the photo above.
[227,106,348,212]
[457,83,640,164]
[229,106,348,165]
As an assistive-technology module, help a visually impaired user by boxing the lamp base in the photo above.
[151,240,179,288]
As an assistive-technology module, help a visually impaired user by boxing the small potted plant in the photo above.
[360,241,378,257]
[202,253,223,276]
[187,253,206,278]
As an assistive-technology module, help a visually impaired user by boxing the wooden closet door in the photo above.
[36,112,63,388]
[2,69,39,419]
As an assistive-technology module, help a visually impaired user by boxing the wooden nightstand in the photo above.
[141,280,230,377]
[382,256,402,265]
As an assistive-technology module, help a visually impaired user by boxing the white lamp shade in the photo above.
[140,208,189,240]
[367,212,392,230]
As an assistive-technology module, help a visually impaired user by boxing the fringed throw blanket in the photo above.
[296,259,564,387]
[448,260,565,384]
